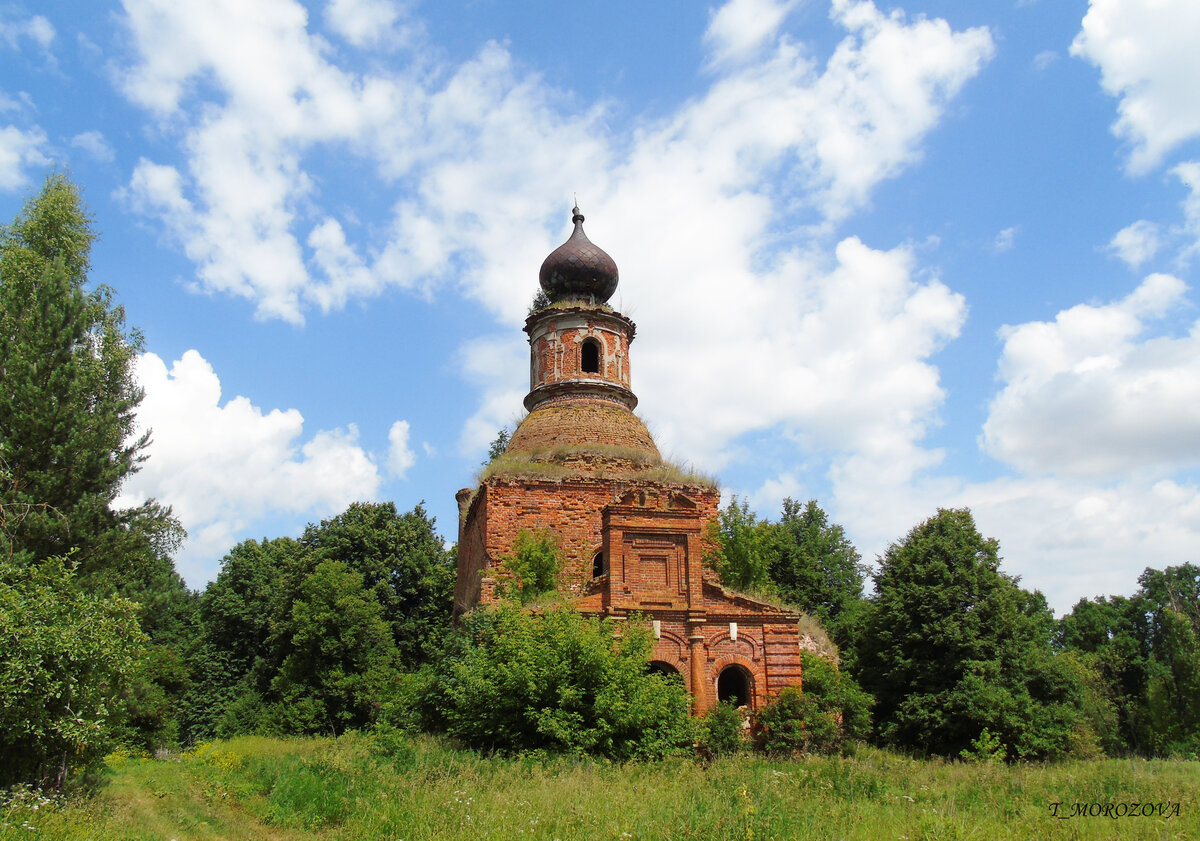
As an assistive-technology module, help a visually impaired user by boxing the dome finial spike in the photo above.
[572,194,583,223]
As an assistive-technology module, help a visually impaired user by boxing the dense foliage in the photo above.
[0,557,145,787]
[0,176,192,780]
[857,508,1104,761]
[427,605,696,759]
[184,502,453,741]
[706,496,770,591]
[764,499,867,662]
[756,653,873,757]
[1057,563,1200,757]
[497,527,563,603]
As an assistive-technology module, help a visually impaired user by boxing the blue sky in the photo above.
[3,0,1199,613]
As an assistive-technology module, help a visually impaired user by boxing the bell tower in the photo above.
[506,206,660,466]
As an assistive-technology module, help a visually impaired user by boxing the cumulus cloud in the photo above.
[981,273,1200,478]
[705,0,803,67]
[386,419,416,477]
[1071,0,1200,173]
[116,0,992,325]
[323,0,414,48]
[1176,160,1200,261]
[116,350,383,583]
[0,124,48,191]
[70,130,115,162]
[960,475,1200,613]
[113,0,996,577]
[1108,219,1160,269]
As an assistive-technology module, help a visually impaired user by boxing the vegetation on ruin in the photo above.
[478,444,717,488]
[528,289,618,317]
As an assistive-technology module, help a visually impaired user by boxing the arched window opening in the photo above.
[592,551,605,578]
[581,338,601,374]
[647,661,683,684]
[717,665,752,707]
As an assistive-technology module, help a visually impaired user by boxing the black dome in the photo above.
[539,206,618,303]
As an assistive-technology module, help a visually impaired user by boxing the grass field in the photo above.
[2,733,1196,841]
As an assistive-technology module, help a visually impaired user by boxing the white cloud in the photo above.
[323,0,413,48]
[386,419,416,477]
[117,350,383,583]
[1071,0,1200,174]
[993,226,1017,253]
[114,0,996,573]
[0,13,54,51]
[959,475,1200,613]
[1108,219,1160,268]
[0,124,47,191]
[981,273,1200,478]
[704,0,803,68]
[1033,50,1058,72]
[70,130,115,162]
[116,0,991,324]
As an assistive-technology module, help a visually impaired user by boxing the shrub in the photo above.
[0,556,146,787]
[756,687,839,756]
[699,701,746,757]
[496,529,563,603]
[430,606,695,759]
[755,655,872,757]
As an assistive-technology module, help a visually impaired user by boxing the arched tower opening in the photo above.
[581,337,601,374]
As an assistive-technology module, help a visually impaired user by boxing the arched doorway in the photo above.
[716,665,752,707]
[646,660,683,682]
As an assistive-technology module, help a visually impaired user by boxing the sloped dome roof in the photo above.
[538,206,618,303]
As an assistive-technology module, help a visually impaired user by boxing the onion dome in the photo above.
[539,205,618,303]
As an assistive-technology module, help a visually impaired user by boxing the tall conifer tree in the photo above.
[1,175,192,752]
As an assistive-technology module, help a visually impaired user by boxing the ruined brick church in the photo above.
[455,206,803,713]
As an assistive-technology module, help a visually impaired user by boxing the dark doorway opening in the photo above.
[717,665,751,707]
[592,551,604,578]
[647,661,683,684]
[581,339,600,374]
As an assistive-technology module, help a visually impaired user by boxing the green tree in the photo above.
[0,175,192,754]
[1058,564,1200,757]
[182,537,302,740]
[706,496,770,591]
[858,508,1095,760]
[1057,594,1148,754]
[301,501,455,667]
[430,606,695,759]
[483,428,511,465]
[763,499,866,659]
[0,556,146,787]
[1135,564,1200,756]
[271,561,400,736]
[185,502,455,739]
[0,175,165,578]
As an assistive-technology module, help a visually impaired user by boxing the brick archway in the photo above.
[711,655,758,710]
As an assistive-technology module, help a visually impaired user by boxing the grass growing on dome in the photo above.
[527,291,618,317]
[477,443,717,488]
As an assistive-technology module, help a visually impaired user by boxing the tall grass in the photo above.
[3,735,1196,840]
